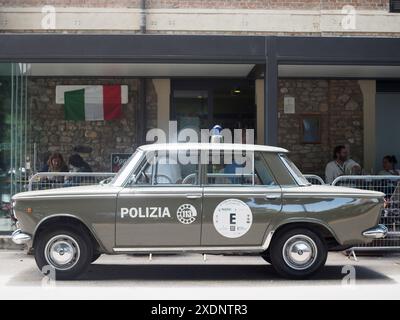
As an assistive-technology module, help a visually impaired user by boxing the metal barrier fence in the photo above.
[333,175,400,250]
[304,174,325,185]
[28,172,116,191]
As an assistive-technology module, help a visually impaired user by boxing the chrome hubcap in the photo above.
[44,235,80,271]
[282,235,318,271]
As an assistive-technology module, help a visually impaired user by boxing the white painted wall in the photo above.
[153,79,171,135]
[1,7,400,34]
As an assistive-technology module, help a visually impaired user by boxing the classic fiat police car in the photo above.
[12,143,387,279]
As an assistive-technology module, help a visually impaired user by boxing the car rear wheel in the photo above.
[34,227,93,280]
[269,228,327,279]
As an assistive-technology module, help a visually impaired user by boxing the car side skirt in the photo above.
[112,231,274,254]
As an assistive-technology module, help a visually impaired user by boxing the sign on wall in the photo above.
[111,153,131,173]
[284,96,296,114]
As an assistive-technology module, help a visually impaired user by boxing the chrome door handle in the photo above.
[265,194,281,200]
[186,193,202,199]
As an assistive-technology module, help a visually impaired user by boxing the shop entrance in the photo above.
[171,79,256,135]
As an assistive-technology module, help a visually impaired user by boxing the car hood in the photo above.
[282,184,385,198]
[12,184,123,200]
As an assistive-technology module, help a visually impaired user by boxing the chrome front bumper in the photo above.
[362,224,388,239]
[11,229,32,245]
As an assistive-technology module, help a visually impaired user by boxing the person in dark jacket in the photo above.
[64,154,93,187]
[68,154,92,173]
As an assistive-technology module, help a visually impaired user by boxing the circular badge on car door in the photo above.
[177,204,198,225]
[213,199,253,238]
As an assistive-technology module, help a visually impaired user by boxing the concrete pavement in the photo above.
[0,250,399,299]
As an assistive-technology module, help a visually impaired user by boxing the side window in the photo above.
[254,152,277,186]
[205,150,277,186]
[129,151,199,186]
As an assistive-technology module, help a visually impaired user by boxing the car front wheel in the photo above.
[269,228,327,279]
[34,227,93,280]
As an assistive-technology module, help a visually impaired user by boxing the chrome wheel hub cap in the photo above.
[44,235,80,271]
[282,235,318,271]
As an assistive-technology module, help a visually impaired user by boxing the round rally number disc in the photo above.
[213,199,253,238]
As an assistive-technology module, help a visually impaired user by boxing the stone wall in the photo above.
[29,78,157,172]
[278,79,363,177]
[28,77,364,177]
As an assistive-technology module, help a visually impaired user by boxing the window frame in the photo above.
[278,153,311,187]
[201,150,278,187]
[124,150,202,188]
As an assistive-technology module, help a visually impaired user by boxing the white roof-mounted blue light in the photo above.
[210,125,223,143]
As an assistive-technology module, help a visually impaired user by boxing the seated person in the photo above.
[325,145,361,184]
[41,152,69,184]
[64,154,93,186]
[378,155,400,176]
[68,154,92,173]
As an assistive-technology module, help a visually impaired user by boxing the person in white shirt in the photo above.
[325,145,361,184]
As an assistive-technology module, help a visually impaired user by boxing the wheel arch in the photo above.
[270,219,342,250]
[32,214,104,253]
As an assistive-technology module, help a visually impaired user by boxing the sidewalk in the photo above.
[0,250,399,299]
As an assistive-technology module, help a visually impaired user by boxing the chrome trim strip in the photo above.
[262,230,274,250]
[113,246,263,253]
[113,231,275,253]
[350,246,400,251]
[203,194,277,197]
[16,194,117,200]
[282,193,379,198]
[118,193,199,198]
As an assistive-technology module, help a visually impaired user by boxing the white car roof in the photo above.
[138,143,288,153]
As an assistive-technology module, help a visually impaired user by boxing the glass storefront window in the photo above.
[0,63,12,233]
[0,63,30,234]
[174,90,209,133]
[213,82,255,131]
[172,79,256,136]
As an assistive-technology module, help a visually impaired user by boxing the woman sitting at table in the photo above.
[40,152,69,186]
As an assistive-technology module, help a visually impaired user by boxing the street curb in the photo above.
[0,236,24,250]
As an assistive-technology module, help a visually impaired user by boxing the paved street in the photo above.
[0,250,400,299]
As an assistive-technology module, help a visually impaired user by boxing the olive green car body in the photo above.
[12,143,386,256]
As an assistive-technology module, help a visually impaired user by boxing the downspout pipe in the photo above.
[140,0,147,34]
[137,0,147,146]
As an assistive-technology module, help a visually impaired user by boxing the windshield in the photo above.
[111,150,143,186]
[279,154,310,186]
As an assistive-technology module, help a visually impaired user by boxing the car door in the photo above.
[116,150,203,248]
[201,150,282,246]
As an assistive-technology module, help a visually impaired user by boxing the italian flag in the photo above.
[64,85,122,121]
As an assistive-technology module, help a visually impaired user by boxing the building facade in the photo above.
[1,0,400,233]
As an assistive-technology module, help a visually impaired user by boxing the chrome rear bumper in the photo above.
[12,229,32,245]
[362,224,388,239]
